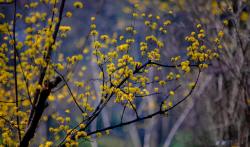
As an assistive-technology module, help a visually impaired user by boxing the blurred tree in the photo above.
[156,0,250,146]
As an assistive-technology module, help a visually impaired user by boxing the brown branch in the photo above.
[86,70,200,136]
[120,102,128,123]
[28,0,66,125]
[58,60,151,146]
[160,85,182,109]
[59,59,185,145]
[17,51,34,107]
[82,60,152,127]
[20,76,62,146]
[128,99,139,118]
[21,0,66,146]
[149,61,202,68]
[59,58,202,146]
[135,92,161,98]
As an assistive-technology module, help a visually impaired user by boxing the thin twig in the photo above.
[86,70,201,136]
[13,0,21,142]
[59,60,199,145]
[120,102,128,123]
[6,26,33,107]
[128,99,139,118]
[0,99,28,104]
[54,68,85,114]
[0,115,18,130]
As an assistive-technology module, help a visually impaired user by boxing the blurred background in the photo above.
[1,0,250,146]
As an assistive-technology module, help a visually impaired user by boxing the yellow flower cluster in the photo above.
[148,48,160,61]
[117,43,130,52]
[66,54,83,64]
[145,35,164,48]
[114,89,134,102]
[180,60,191,73]
[125,26,137,34]
[140,42,148,55]
[25,12,47,24]
[107,63,116,75]
[184,24,223,70]
[59,26,72,32]
[142,12,172,34]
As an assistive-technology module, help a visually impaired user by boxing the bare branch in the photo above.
[20,76,62,146]
[120,102,128,123]
[54,68,85,114]
[86,70,200,137]
[128,99,139,118]
[12,0,21,142]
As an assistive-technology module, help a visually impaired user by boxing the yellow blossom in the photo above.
[73,1,84,9]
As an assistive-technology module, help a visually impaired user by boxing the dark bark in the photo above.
[20,77,62,147]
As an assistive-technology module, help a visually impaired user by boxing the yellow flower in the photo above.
[168,101,173,107]
[117,44,129,52]
[169,91,175,96]
[66,11,72,18]
[16,13,22,19]
[59,26,72,32]
[145,20,150,26]
[91,17,96,21]
[44,141,53,147]
[199,63,208,69]
[223,20,228,26]
[100,35,109,41]
[83,48,89,54]
[92,41,102,49]
[218,31,224,38]
[176,74,181,80]
[181,61,190,73]
[132,13,138,17]
[57,63,64,70]
[105,130,110,135]
[163,20,171,26]
[0,13,5,19]
[240,12,249,22]
[96,132,102,137]
[48,95,55,101]
[91,24,96,29]
[196,24,201,28]
[30,2,38,8]
[79,124,86,129]
[159,80,166,86]
[147,48,160,61]
[188,82,195,89]
[90,30,99,36]
[65,117,71,122]
[73,1,84,9]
